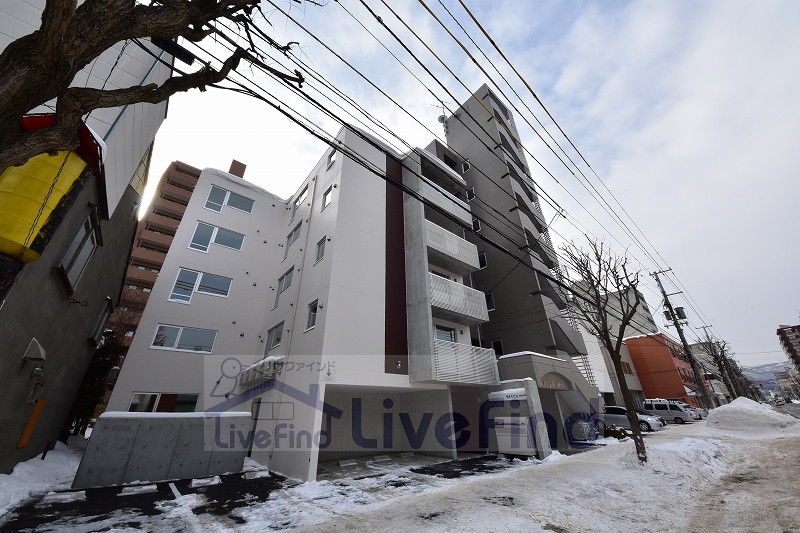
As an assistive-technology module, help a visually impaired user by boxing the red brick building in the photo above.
[625,333,702,406]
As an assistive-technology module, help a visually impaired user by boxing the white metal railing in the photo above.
[425,220,480,270]
[429,273,489,323]
[433,339,499,385]
[238,355,284,387]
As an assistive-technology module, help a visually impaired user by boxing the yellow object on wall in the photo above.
[0,152,87,263]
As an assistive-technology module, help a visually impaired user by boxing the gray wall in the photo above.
[73,412,250,488]
[0,179,141,473]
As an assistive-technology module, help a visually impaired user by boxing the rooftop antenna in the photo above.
[432,101,453,135]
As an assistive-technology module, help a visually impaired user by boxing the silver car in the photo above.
[598,406,665,432]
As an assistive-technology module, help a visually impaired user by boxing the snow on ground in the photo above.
[3,400,800,532]
[706,396,799,432]
[0,439,84,516]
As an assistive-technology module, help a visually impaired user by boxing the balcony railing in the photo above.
[239,356,285,387]
[429,273,489,325]
[426,220,480,274]
[433,339,499,385]
[419,179,472,226]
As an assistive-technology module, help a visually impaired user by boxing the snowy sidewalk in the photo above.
[1,398,798,532]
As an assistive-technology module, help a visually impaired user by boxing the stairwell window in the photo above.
[292,186,308,219]
[58,207,101,290]
[274,267,294,307]
[152,324,216,353]
[322,186,333,210]
[266,322,284,350]
[306,300,318,330]
[315,237,326,263]
[285,222,302,258]
[205,185,254,213]
[485,292,496,311]
[169,268,232,303]
[189,222,244,252]
[478,251,487,269]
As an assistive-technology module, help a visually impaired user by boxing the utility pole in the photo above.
[652,270,715,409]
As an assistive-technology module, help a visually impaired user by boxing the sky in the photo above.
[145,0,800,368]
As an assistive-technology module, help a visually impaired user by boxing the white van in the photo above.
[642,399,693,424]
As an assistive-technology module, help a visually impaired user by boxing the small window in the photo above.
[128,392,199,413]
[434,325,456,343]
[266,322,284,349]
[27,381,45,404]
[466,186,475,200]
[472,216,481,232]
[315,237,326,262]
[151,324,216,353]
[142,287,152,293]
[485,292,495,311]
[124,331,135,337]
[274,267,294,307]
[285,222,302,258]
[478,251,487,269]
[58,208,101,289]
[327,150,337,168]
[292,186,308,218]
[306,300,318,330]
[205,185,254,213]
[322,186,333,210]
[491,339,504,355]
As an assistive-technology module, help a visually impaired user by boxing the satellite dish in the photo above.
[437,115,446,123]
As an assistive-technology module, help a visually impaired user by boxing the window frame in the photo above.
[266,322,284,350]
[478,251,487,269]
[128,392,199,413]
[485,292,496,311]
[472,216,481,232]
[321,186,333,210]
[315,237,326,263]
[150,324,217,353]
[189,221,245,252]
[169,267,232,304]
[434,324,456,343]
[327,150,337,169]
[57,206,102,291]
[285,222,302,258]
[306,300,318,331]
[204,184,254,214]
[274,267,294,307]
[292,186,308,219]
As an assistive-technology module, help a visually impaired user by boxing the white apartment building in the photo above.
[108,126,500,481]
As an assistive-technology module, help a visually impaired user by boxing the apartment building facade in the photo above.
[625,333,702,406]
[0,4,175,472]
[777,324,800,372]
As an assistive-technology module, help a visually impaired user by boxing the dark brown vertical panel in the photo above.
[385,155,408,374]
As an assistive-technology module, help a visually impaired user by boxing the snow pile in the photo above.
[706,397,798,431]
[619,437,729,489]
[0,442,82,515]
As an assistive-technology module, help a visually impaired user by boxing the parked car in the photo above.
[598,406,665,432]
[642,399,694,424]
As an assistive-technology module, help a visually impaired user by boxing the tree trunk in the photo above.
[610,354,647,463]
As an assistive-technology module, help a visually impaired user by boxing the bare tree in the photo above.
[560,238,647,463]
[0,0,304,174]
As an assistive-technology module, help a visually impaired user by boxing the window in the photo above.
[491,339,504,356]
[434,325,456,343]
[27,381,45,404]
[169,268,232,303]
[306,300,318,330]
[485,292,496,311]
[142,287,152,293]
[478,251,487,269]
[124,331,135,337]
[151,324,216,353]
[189,222,244,252]
[622,362,633,375]
[322,186,333,210]
[327,150,337,168]
[89,298,113,346]
[129,393,199,413]
[266,322,284,349]
[315,237,326,262]
[205,185,254,213]
[274,267,294,307]
[472,216,481,232]
[58,208,100,289]
[292,186,308,218]
[285,222,302,258]
[466,186,475,201]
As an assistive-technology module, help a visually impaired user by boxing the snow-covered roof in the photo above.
[498,351,564,362]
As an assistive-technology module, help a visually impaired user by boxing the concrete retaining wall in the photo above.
[72,411,251,489]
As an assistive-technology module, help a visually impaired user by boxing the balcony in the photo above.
[425,220,480,274]
[239,356,284,387]
[432,339,499,385]
[418,179,472,226]
[429,273,489,325]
